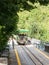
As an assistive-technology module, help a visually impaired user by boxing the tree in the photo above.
[0,0,19,51]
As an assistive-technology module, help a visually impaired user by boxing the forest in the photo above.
[0,0,49,51]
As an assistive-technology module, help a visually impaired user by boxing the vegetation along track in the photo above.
[21,46,43,65]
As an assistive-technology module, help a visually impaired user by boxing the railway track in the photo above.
[21,46,43,65]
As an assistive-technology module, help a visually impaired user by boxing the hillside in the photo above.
[17,2,49,42]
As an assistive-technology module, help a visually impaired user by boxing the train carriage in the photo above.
[17,29,29,45]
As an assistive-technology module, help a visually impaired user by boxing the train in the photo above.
[17,34,27,45]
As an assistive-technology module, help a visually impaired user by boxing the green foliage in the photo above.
[17,2,49,42]
[0,0,19,51]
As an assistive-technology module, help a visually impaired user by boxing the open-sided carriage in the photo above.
[17,29,29,45]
